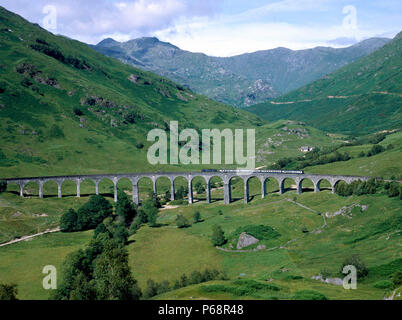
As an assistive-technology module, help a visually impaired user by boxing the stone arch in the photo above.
[299,178,315,194]
[79,178,97,197]
[138,176,154,203]
[116,177,132,200]
[155,176,171,202]
[280,177,297,194]
[317,178,332,192]
[332,179,349,194]
[245,176,262,203]
[262,177,280,196]
[191,175,208,203]
[97,177,114,198]
[22,181,39,197]
[60,179,77,197]
[228,176,243,203]
[43,180,59,198]
[5,181,22,196]
[208,176,224,203]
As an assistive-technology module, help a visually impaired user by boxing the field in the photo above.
[0,188,400,300]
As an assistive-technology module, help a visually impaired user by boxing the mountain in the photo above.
[92,36,390,107]
[0,6,265,177]
[246,31,402,135]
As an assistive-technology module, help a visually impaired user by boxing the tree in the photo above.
[340,254,368,279]
[143,279,159,299]
[387,182,400,197]
[211,225,226,246]
[69,272,96,300]
[175,214,189,228]
[60,208,78,232]
[115,190,136,226]
[93,243,141,300]
[0,283,18,300]
[0,180,7,193]
[392,271,402,287]
[193,211,202,223]
[142,198,159,227]
[189,271,203,285]
[179,274,188,287]
[194,182,205,194]
[77,195,113,230]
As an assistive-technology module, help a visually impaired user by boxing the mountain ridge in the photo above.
[245,31,402,134]
[93,36,390,107]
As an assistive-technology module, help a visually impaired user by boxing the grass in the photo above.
[0,230,92,300]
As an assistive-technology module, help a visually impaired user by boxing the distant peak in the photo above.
[97,38,120,46]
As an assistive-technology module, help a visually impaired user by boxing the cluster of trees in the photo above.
[175,211,202,228]
[273,148,351,170]
[335,179,401,198]
[358,144,390,158]
[53,233,141,300]
[31,39,90,70]
[60,195,114,232]
[143,269,228,299]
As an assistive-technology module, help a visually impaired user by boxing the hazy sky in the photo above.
[1,0,401,56]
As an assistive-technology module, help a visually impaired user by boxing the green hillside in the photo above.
[246,32,402,134]
[1,191,400,300]
[0,6,267,178]
[93,36,389,108]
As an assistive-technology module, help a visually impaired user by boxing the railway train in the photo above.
[201,169,304,174]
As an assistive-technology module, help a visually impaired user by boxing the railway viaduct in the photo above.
[2,172,371,205]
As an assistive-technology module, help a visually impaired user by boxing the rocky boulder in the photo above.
[236,232,259,249]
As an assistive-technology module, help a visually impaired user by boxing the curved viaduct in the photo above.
[3,172,371,205]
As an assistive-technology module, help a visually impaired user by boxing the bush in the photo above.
[60,209,78,232]
[392,271,402,287]
[193,211,202,223]
[73,108,83,116]
[373,280,394,290]
[211,225,226,246]
[49,124,64,138]
[292,290,328,300]
[0,283,18,300]
[0,180,7,193]
[136,142,144,149]
[387,182,400,198]
[341,254,368,279]
[175,214,189,228]
[76,195,113,231]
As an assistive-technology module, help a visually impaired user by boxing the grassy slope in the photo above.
[246,32,402,134]
[304,131,402,178]
[0,6,267,178]
[0,190,400,300]
[0,230,92,299]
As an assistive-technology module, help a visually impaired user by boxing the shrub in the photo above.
[211,225,226,246]
[341,254,368,279]
[76,195,113,230]
[73,108,83,116]
[392,271,402,287]
[136,142,144,149]
[175,214,189,228]
[292,290,328,300]
[387,182,400,198]
[373,280,394,290]
[60,208,78,232]
[0,283,18,300]
[0,180,7,193]
[193,211,202,223]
